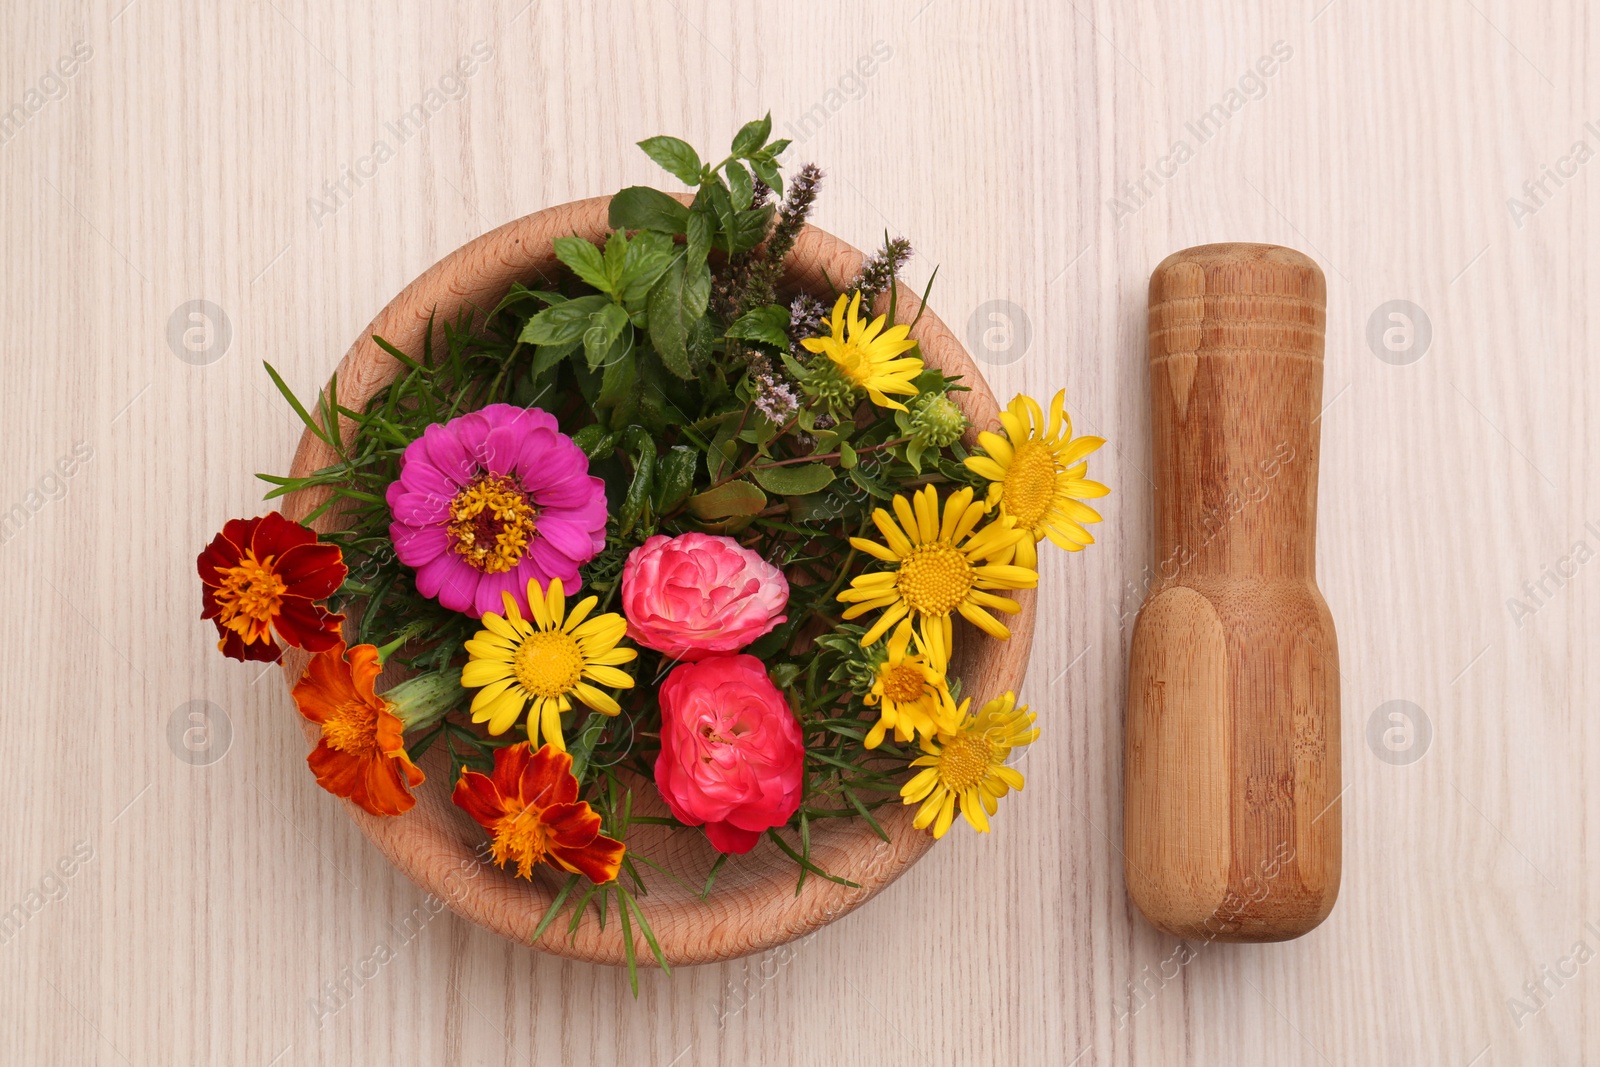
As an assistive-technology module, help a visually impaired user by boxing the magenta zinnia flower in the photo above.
[386,404,607,619]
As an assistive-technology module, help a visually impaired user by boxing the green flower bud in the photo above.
[906,392,968,449]
[799,357,859,410]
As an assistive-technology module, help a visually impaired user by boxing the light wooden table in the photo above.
[3,1,1594,1063]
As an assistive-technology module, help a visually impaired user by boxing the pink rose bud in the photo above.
[621,532,789,662]
[654,655,806,854]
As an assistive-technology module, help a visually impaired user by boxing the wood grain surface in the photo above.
[3,1,1596,1064]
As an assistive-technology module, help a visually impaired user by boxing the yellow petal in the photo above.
[461,659,514,688]
[469,677,515,712]
[860,601,910,645]
[913,486,939,543]
[1058,435,1105,467]
[976,431,1014,466]
[480,689,526,735]
[573,682,620,715]
[865,717,890,750]
[967,588,1022,614]
[463,637,515,660]
[480,612,520,641]
[849,536,903,562]
[939,487,974,542]
[546,579,565,627]
[901,767,939,801]
[931,793,957,838]
[973,563,1039,588]
[871,508,915,557]
[528,582,552,629]
[563,595,598,632]
[892,494,921,547]
[1045,389,1067,440]
[540,701,567,749]
[962,788,990,832]
[582,664,634,689]
[957,600,1011,640]
[965,456,1008,482]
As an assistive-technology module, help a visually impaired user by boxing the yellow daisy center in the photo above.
[448,474,537,574]
[879,661,928,704]
[829,342,873,385]
[513,630,584,698]
[1001,441,1059,530]
[491,809,551,879]
[937,734,995,792]
[896,543,973,616]
[322,700,380,755]
[215,551,286,639]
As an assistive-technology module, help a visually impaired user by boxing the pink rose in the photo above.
[654,655,806,854]
[621,532,788,661]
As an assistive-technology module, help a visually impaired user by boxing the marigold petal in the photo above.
[451,768,507,828]
[274,541,347,600]
[551,833,625,884]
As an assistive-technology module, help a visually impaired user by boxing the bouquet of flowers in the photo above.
[198,115,1107,978]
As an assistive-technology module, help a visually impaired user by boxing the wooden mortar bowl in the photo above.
[280,195,1035,967]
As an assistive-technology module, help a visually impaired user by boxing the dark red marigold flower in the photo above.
[197,512,347,662]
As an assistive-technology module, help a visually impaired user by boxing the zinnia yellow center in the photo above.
[448,474,537,574]
[879,662,928,704]
[1002,441,1059,530]
[896,543,973,616]
[322,700,380,755]
[215,551,285,639]
[513,630,583,697]
[492,809,551,879]
[938,734,994,792]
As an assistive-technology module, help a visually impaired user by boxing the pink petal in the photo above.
[391,522,449,566]
[420,422,476,485]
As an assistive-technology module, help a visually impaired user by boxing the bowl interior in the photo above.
[281,196,1035,967]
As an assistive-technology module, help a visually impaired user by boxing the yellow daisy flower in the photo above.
[800,291,923,411]
[900,691,1037,838]
[839,484,1036,646]
[964,389,1109,568]
[863,619,959,749]
[460,578,637,749]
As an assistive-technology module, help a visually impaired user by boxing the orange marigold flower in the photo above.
[453,743,624,884]
[197,512,347,662]
[293,642,425,816]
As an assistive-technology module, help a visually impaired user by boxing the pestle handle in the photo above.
[1124,243,1341,942]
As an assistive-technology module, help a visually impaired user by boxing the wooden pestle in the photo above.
[1124,243,1341,942]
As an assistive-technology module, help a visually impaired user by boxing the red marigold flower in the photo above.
[453,743,625,884]
[197,512,347,661]
[292,642,426,816]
